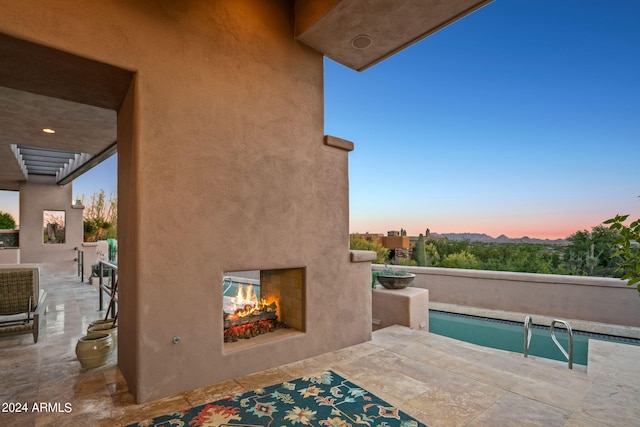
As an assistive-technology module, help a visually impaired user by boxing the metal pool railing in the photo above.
[550,319,574,369]
[524,315,533,358]
[524,316,574,369]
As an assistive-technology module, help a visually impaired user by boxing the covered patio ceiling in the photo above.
[0,86,117,190]
[0,33,132,192]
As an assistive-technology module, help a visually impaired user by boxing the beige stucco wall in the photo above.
[1,0,371,402]
[376,265,640,327]
[18,176,83,274]
[0,248,19,263]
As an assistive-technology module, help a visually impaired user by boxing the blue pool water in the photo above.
[429,310,640,366]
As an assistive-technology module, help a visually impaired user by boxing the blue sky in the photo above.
[1,0,638,239]
[325,0,640,239]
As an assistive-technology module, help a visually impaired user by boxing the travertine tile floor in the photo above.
[1,272,639,426]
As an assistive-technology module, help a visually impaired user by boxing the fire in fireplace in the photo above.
[223,276,287,342]
[222,269,305,345]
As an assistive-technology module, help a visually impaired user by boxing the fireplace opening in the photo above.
[222,275,287,342]
[223,268,304,350]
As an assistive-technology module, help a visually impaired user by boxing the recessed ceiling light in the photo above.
[351,35,373,49]
[42,128,56,134]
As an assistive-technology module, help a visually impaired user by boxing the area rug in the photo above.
[126,370,427,427]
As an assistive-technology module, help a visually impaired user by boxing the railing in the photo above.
[98,260,118,319]
[550,319,573,369]
[523,315,573,369]
[523,315,533,358]
[74,248,84,282]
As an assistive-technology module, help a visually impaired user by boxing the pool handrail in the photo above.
[524,315,533,358]
[550,319,574,369]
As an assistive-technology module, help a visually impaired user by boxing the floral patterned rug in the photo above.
[126,370,427,427]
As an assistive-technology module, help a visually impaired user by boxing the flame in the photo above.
[236,284,257,308]
[226,284,269,318]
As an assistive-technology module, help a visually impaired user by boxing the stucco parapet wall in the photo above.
[373,264,629,288]
[350,250,376,263]
[324,135,354,152]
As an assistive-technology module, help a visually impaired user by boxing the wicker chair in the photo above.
[0,269,46,343]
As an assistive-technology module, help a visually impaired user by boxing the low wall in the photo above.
[373,265,640,327]
[0,248,20,264]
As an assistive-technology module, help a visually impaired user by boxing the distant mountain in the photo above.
[430,232,568,245]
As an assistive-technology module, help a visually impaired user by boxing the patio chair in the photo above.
[0,269,46,343]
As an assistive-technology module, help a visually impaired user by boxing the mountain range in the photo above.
[429,232,569,245]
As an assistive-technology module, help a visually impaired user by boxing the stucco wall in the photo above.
[1,0,371,402]
[18,176,83,273]
[375,265,640,327]
[0,248,19,263]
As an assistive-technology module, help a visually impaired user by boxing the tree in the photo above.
[563,226,621,276]
[431,238,470,259]
[414,233,426,266]
[605,214,640,293]
[349,235,389,264]
[80,190,117,242]
[563,230,591,275]
[440,250,479,269]
[590,225,622,276]
[424,242,440,266]
[0,211,16,229]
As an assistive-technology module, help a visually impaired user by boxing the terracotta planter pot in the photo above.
[75,332,113,369]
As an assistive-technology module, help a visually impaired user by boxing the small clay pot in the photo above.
[75,332,113,369]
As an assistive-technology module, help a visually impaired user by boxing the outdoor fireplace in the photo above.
[223,268,304,350]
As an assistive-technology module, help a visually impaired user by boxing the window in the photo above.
[43,210,66,244]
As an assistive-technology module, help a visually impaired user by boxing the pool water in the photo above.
[429,310,640,366]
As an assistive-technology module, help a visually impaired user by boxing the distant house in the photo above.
[353,231,411,260]
[382,231,411,259]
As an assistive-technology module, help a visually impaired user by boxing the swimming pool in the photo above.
[429,310,640,366]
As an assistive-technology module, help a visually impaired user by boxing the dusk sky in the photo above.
[326,0,640,239]
[1,0,638,240]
